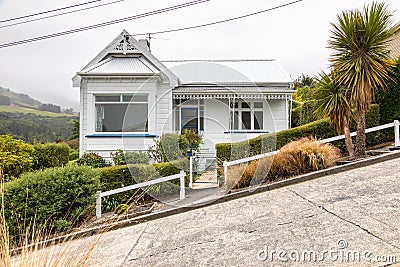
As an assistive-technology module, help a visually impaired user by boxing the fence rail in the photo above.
[223,120,400,183]
[95,170,186,219]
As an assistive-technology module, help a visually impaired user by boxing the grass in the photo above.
[0,105,73,118]
[226,137,341,190]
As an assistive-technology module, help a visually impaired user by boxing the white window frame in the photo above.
[230,100,264,131]
[94,94,149,133]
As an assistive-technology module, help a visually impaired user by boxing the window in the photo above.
[95,94,148,132]
[230,101,264,131]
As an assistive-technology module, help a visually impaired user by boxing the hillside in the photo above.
[0,105,78,143]
[0,86,42,109]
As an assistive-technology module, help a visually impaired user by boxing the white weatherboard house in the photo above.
[73,30,294,160]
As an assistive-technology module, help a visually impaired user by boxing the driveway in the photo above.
[61,157,400,266]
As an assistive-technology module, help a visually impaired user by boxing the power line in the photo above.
[0,0,125,29]
[0,0,210,49]
[135,0,303,37]
[0,0,102,24]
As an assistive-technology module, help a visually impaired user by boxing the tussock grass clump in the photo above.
[226,137,341,189]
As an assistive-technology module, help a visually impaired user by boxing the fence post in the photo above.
[179,171,185,200]
[223,161,228,186]
[189,156,193,188]
[395,120,400,147]
[95,191,102,219]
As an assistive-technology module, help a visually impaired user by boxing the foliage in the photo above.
[65,138,79,150]
[217,104,380,163]
[227,138,341,189]
[69,150,79,161]
[76,152,109,168]
[328,1,396,157]
[148,130,202,162]
[39,103,61,113]
[0,96,10,106]
[111,149,150,166]
[3,165,101,240]
[0,135,34,181]
[0,109,78,143]
[294,74,316,88]
[375,58,400,124]
[31,143,70,170]
[98,159,188,211]
[70,119,79,140]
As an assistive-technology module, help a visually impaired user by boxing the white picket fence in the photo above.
[223,120,400,183]
[95,170,186,219]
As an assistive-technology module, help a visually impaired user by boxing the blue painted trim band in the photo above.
[223,131,269,134]
[85,133,157,138]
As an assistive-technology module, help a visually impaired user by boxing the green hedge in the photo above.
[99,158,189,211]
[32,142,70,170]
[4,165,101,240]
[216,104,381,163]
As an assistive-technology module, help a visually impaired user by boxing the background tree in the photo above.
[315,71,354,157]
[328,1,396,157]
[0,96,10,106]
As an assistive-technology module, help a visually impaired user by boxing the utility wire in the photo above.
[0,0,210,49]
[134,0,303,37]
[0,0,125,29]
[0,0,102,24]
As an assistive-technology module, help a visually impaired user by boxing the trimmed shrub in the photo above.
[69,150,79,161]
[4,165,101,240]
[0,134,34,181]
[227,138,341,189]
[32,142,70,170]
[99,158,189,211]
[111,149,150,165]
[76,152,109,168]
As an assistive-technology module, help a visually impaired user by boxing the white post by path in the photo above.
[395,120,400,147]
[95,191,102,219]
[223,161,228,186]
[189,156,193,188]
[179,170,185,200]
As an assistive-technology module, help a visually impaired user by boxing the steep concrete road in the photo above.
[64,157,400,266]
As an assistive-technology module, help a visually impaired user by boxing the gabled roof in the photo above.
[79,56,159,75]
[162,59,293,85]
[73,30,178,86]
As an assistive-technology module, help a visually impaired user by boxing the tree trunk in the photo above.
[343,117,354,157]
[355,108,367,158]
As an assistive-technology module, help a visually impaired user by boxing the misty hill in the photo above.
[0,86,42,109]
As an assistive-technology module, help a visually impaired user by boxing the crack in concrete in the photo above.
[119,224,148,266]
[287,188,400,251]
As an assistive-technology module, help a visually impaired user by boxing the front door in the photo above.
[181,107,198,133]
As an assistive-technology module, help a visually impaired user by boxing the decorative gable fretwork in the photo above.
[113,37,137,53]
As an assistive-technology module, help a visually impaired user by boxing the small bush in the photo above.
[148,130,202,162]
[111,149,150,165]
[227,138,341,189]
[4,165,101,240]
[77,152,109,168]
[0,134,34,180]
[32,142,70,170]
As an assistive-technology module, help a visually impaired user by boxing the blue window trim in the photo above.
[85,133,158,138]
[223,131,269,134]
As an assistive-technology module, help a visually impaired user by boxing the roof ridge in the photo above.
[161,59,276,63]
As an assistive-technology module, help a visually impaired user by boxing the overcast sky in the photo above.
[0,0,399,110]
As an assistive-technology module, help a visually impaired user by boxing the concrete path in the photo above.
[57,157,400,266]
